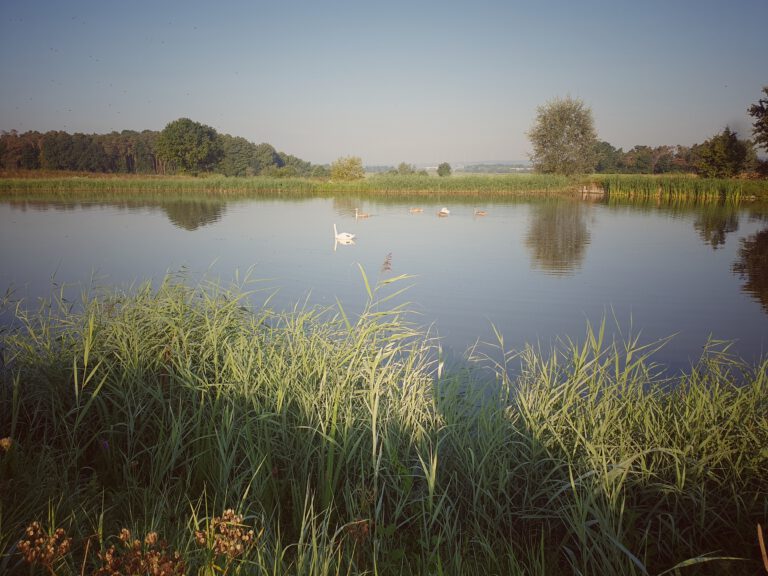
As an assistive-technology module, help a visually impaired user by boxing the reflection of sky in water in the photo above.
[1,197,767,374]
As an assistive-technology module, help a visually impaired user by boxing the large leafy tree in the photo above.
[155,118,223,174]
[695,127,754,178]
[748,86,768,153]
[437,162,452,177]
[330,156,364,181]
[528,96,598,175]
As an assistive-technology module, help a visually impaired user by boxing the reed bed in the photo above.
[594,174,768,202]
[3,172,767,203]
[0,173,575,197]
[1,277,766,575]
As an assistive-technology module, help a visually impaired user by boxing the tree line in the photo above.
[3,86,767,180]
[593,130,759,177]
[529,86,768,177]
[0,118,329,178]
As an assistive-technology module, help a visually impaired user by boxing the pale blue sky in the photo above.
[1,0,765,165]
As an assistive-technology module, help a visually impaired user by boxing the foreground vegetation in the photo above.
[1,277,766,575]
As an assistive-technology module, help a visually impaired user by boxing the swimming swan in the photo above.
[334,224,355,242]
[354,208,370,219]
[437,207,450,217]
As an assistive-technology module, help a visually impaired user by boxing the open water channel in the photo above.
[1,193,767,374]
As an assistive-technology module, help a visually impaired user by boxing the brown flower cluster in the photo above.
[194,509,256,559]
[17,521,72,569]
[346,518,371,545]
[0,437,12,452]
[94,528,185,576]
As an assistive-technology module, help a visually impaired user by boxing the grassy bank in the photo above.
[1,277,766,575]
[593,174,768,201]
[0,174,577,196]
[2,171,768,202]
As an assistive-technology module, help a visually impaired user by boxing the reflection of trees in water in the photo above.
[732,228,768,313]
[332,196,358,217]
[525,201,591,275]
[693,203,740,249]
[161,201,226,230]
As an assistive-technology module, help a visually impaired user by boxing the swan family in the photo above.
[333,206,487,248]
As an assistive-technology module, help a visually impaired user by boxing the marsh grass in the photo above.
[594,174,768,201]
[1,276,766,575]
[0,173,575,198]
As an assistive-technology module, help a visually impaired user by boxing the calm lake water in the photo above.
[2,193,767,373]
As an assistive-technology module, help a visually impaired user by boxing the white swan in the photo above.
[334,223,355,242]
[437,207,450,217]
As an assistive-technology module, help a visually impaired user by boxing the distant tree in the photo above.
[155,118,223,174]
[696,127,754,178]
[252,143,282,174]
[748,86,768,175]
[217,134,256,176]
[623,145,660,174]
[652,145,676,174]
[748,86,768,153]
[330,156,364,181]
[280,152,313,177]
[669,145,697,173]
[311,164,330,178]
[134,130,159,173]
[70,133,110,172]
[437,162,452,177]
[261,165,297,178]
[528,96,598,175]
[40,131,76,170]
[593,141,622,173]
[0,130,41,169]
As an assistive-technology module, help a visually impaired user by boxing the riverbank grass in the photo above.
[2,171,767,200]
[1,277,766,574]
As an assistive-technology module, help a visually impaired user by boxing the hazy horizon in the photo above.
[1,0,766,166]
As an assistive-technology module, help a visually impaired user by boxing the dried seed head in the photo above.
[195,510,259,559]
[17,521,72,568]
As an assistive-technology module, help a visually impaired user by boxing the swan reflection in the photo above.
[333,236,355,251]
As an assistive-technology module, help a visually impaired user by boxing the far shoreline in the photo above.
[1,170,767,200]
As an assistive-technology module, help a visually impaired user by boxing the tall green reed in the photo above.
[1,276,766,574]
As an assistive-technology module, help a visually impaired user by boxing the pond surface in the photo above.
[2,193,767,373]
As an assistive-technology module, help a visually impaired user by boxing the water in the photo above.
[2,194,767,373]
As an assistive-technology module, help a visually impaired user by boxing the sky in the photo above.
[1,0,766,166]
